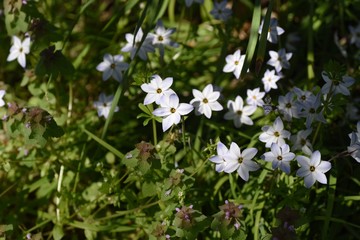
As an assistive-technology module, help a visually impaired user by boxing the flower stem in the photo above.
[182,116,187,153]
[152,115,158,146]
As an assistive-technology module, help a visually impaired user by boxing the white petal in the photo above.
[237,165,249,181]
[18,53,26,68]
[317,161,331,173]
[314,171,327,184]
[177,103,194,115]
[304,174,316,188]
[153,107,171,117]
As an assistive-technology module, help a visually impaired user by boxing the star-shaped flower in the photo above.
[149,20,178,58]
[296,150,331,188]
[293,87,316,108]
[121,27,155,60]
[259,116,291,148]
[223,49,246,79]
[210,0,232,21]
[96,54,129,82]
[246,88,265,107]
[297,93,326,128]
[262,69,281,93]
[7,36,31,68]
[224,96,257,128]
[321,71,355,96]
[261,143,295,174]
[93,93,119,119]
[348,132,360,163]
[209,141,229,172]
[152,93,194,132]
[267,48,292,73]
[258,18,285,44]
[190,84,223,119]
[347,121,360,163]
[223,142,259,181]
[278,92,298,121]
[141,75,175,105]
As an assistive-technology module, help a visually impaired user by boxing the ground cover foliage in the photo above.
[1,0,360,239]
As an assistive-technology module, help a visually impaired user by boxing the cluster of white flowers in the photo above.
[94,20,179,119]
[141,75,225,131]
[210,115,332,188]
[209,141,259,181]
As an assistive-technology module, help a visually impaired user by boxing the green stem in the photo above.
[152,114,158,145]
[307,0,315,82]
[101,84,122,139]
[322,174,337,240]
[182,116,187,153]
[95,200,161,221]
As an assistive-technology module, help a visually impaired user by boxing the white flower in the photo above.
[298,93,326,128]
[259,116,291,148]
[149,20,178,58]
[141,75,175,105]
[0,90,5,107]
[291,128,313,155]
[262,69,281,92]
[210,0,232,21]
[121,27,154,60]
[278,92,298,121]
[185,0,204,7]
[293,87,316,109]
[7,36,30,68]
[223,142,259,181]
[93,93,119,119]
[347,132,360,163]
[190,84,223,119]
[246,88,265,107]
[347,122,360,163]
[224,96,256,128]
[209,141,229,172]
[223,49,246,79]
[296,150,331,188]
[96,54,129,82]
[258,18,285,44]
[349,23,360,48]
[267,48,292,73]
[261,143,295,174]
[152,93,193,132]
[321,71,355,96]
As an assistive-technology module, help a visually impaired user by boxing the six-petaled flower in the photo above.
[190,84,223,119]
[223,50,246,79]
[96,54,129,82]
[296,150,331,188]
[152,93,193,132]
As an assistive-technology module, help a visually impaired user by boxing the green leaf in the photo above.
[141,181,157,197]
[4,0,28,35]
[52,224,64,240]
